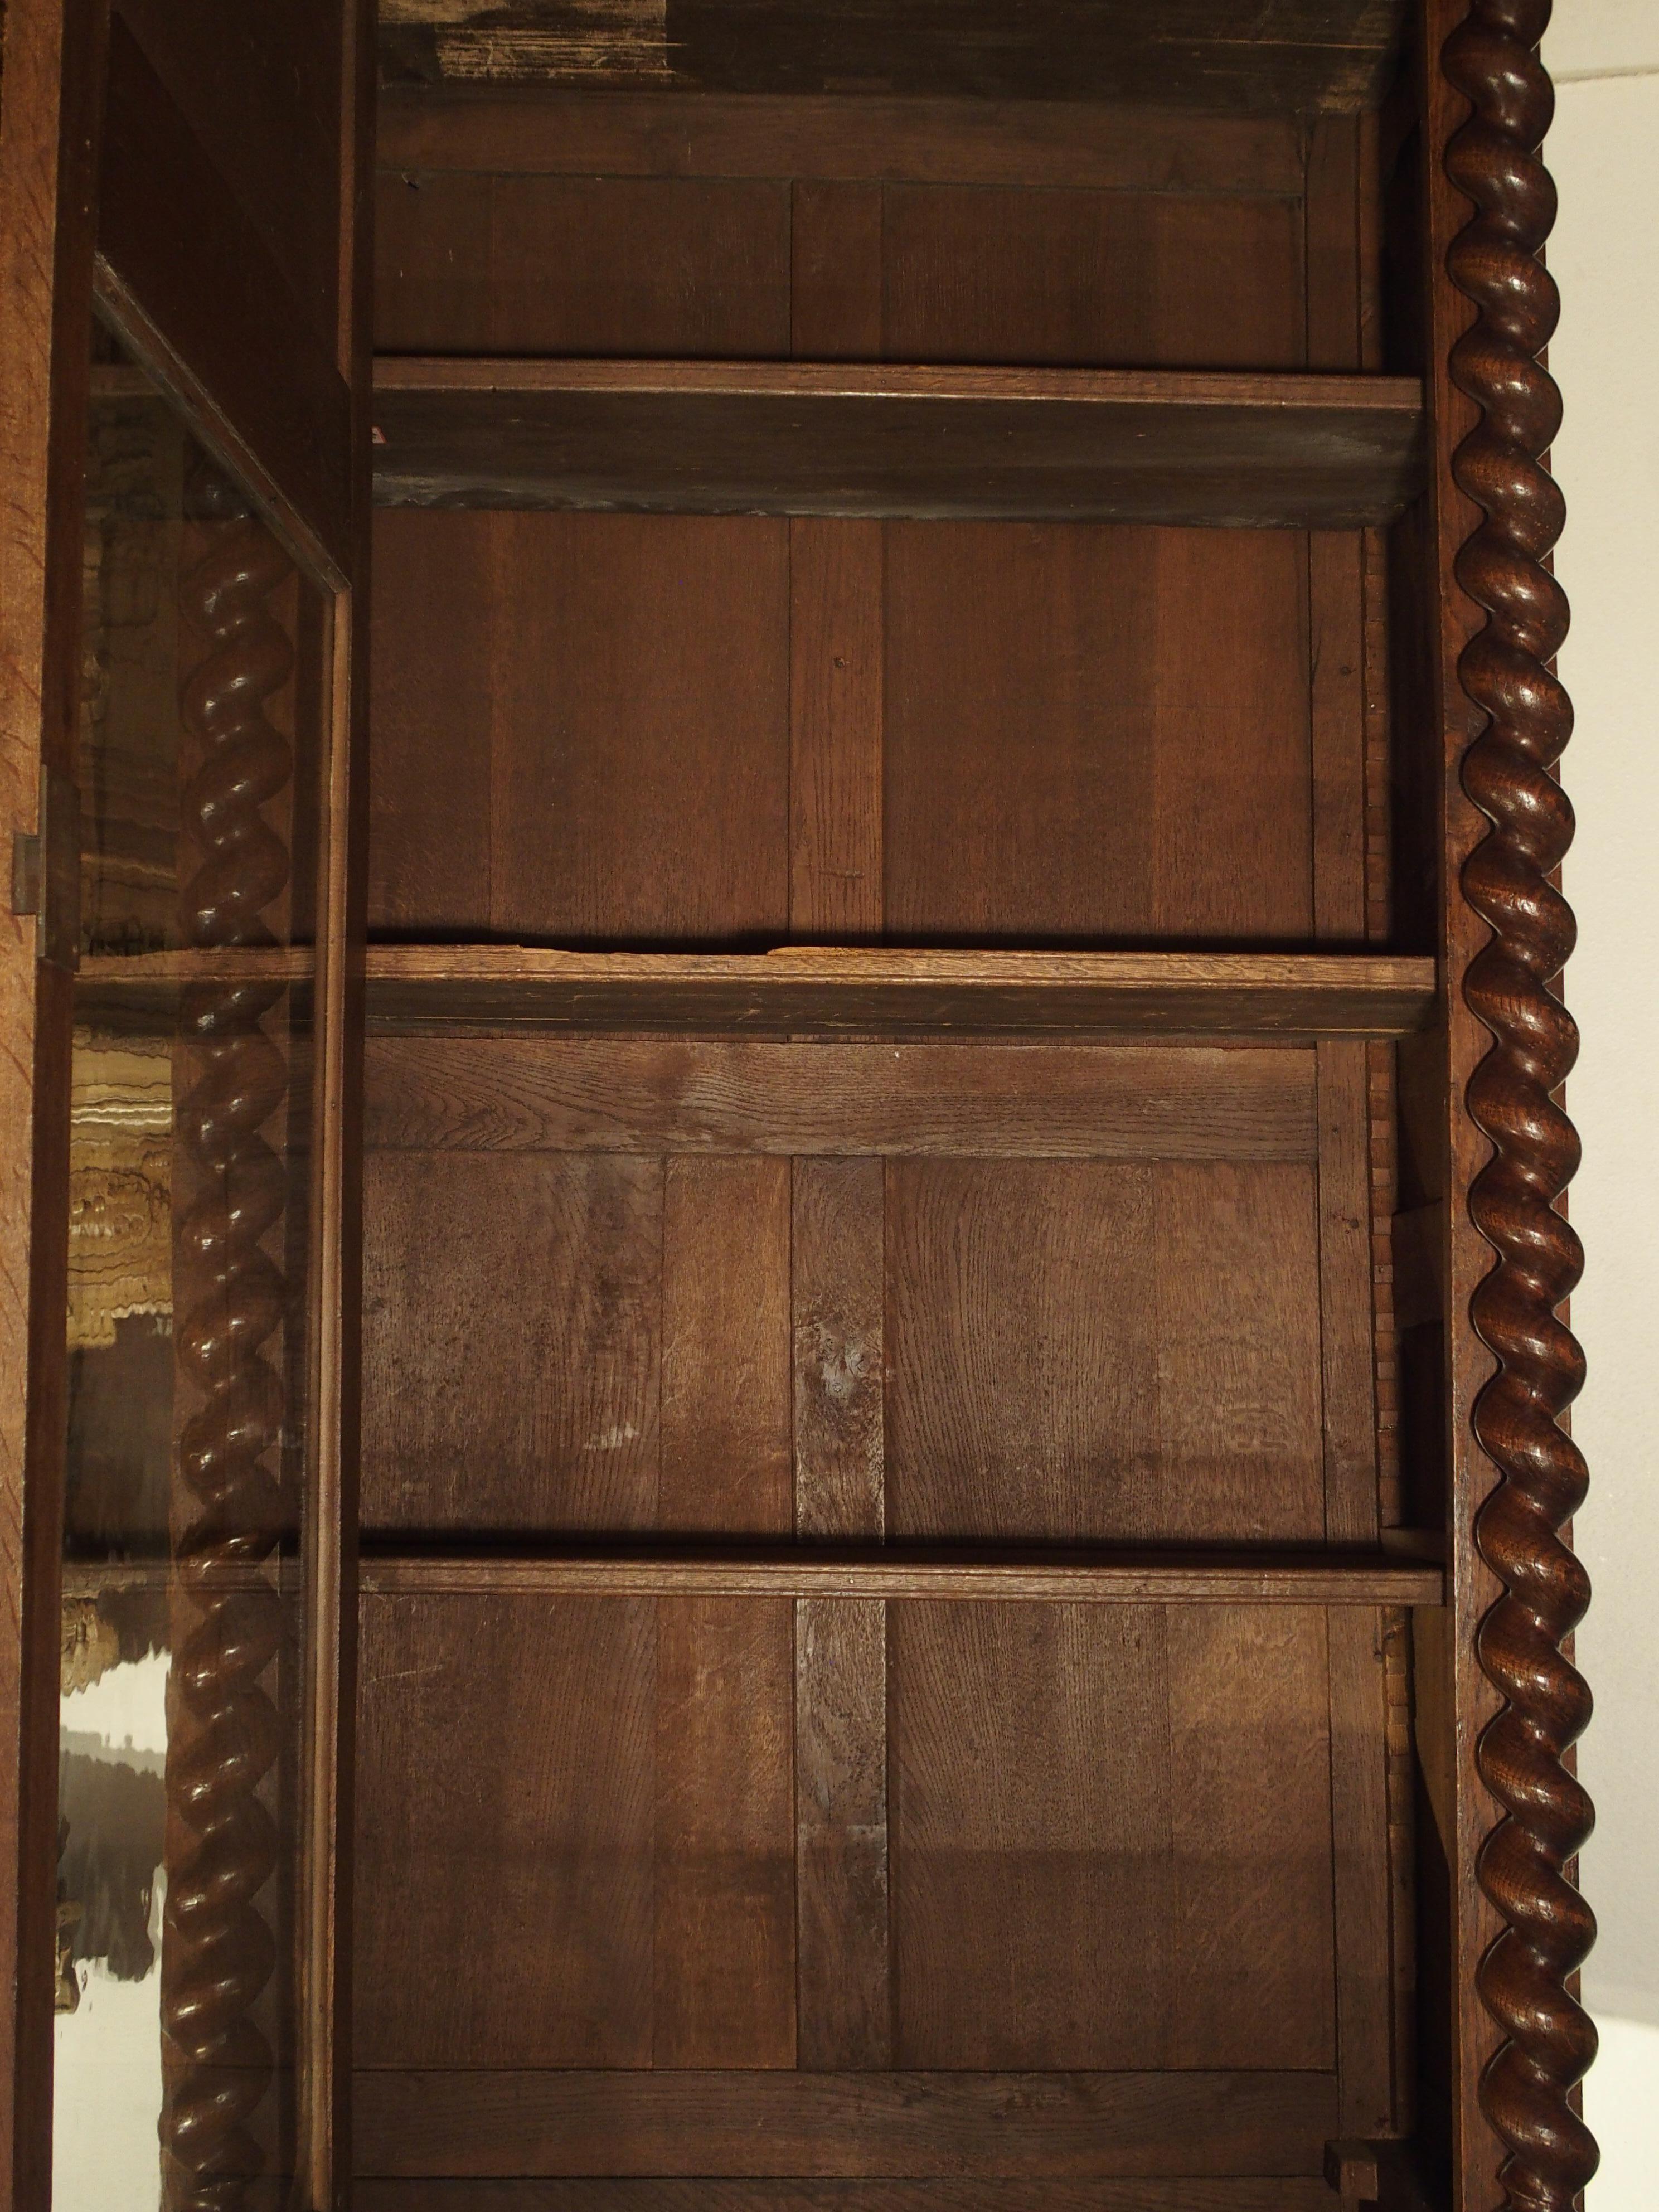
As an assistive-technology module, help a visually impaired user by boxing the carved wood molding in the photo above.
[1440,4,1597,2205]
[160,467,295,2212]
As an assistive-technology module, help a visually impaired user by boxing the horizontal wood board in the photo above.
[353,2186,1337,2211]
[371,362,1423,527]
[377,1,1406,111]
[351,2063,1342,2175]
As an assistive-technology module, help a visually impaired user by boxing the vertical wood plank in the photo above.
[1309,527,1368,940]
[1328,1608,1396,2137]
[792,1156,889,2067]
[1306,114,1369,944]
[657,1156,795,2065]
[1166,1607,1336,2071]
[795,1598,890,2069]
[789,519,884,942]
[661,1154,792,1534]
[792,1157,884,1539]
[790,180,883,360]
[1316,1043,1380,1544]
[654,1595,797,2069]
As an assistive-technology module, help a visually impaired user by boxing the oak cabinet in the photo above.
[0,3,1593,2208]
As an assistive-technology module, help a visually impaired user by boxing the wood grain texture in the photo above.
[883,525,1313,940]
[355,949,1438,1040]
[352,2065,1341,2177]
[654,1595,796,2067]
[362,1150,662,1530]
[356,1549,1445,1608]
[376,172,790,354]
[352,2184,1338,2212]
[661,1155,791,1534]
[0,2,99,2191]
[1162,1608,1336,2067]
[366,511,790,943]
[890,1604,1334,2073]
[789,520,883,939]
[363,1039,1319,1161]
[376,0,1405,111]
[881,187,1303,368]
[355,1594,658,2067]
[790,182,882,359]
[1328,1608,1396,2139]
[795,1597,890,2068]
[377,89,1307,196]
[885,1161,1323,1542]
[368,511,492,932]
[485,513,789,944]
[1317,1042,1381,1544]
[371,361,1425,527]
[793,1158,884,1536]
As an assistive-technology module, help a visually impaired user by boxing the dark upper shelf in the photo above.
[371,358,1426,528]
[380,0,1408,115]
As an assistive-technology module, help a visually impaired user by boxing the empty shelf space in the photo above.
[358,1539,1445,1607]
[359,946,1437,1040]
[370,358,1425,526]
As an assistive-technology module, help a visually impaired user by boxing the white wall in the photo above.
[1541,2,1659,2201]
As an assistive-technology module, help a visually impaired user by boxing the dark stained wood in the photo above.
[1317,1041,1382,1544]
[378,89,1307,196]
[368,512,492,932]
[362,1039,1320,1163]
[377,174,791,355]
[789,521,884,939]
[352,2184,1338,2212]
[0,3,103,2192]
[792,1159,885,1535]
[115,0,349,362]
[653,1595,796,2065]
[880,188,1303,368]
[1417,6,1595,2206]
[377,0,1406,112]
[356,1548,1446,1607]
[371,360,1425,527]
[890,1603,1334,2070]
[790,183,884,360]
[380,512,788,945]
[661,1156,792,1535]
[885,1161,1323,1543]
[348,949,1439,1041]
[1162,1608,1336,2064]
[361,1150,663,1531]
[882,526,1314,940]
[96,16,353,575]
[352,2066,1342,2178]
[1329,1608,1397,2139]
[795,1597,891,2067]
[355,1594,659,2067]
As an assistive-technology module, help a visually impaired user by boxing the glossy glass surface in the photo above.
[55,330,330,2212]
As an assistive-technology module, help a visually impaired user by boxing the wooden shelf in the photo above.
[358,946,1437,1040]
[371,358,1425,527]
[358,1540,1445,1608]
[77,946,314,1031]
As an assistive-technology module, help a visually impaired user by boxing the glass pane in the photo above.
[55,328,331,2212]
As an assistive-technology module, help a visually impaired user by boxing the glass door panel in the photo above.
[55,328,336,2212]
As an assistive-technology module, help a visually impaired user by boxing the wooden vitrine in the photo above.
[0,3,1597,2209]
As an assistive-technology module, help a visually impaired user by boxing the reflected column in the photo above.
[161,460,295,2212]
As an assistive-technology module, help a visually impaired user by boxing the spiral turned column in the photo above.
[161,469,295,2212]
[1442,6,1598,2207]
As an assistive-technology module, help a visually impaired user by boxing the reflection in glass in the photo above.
[56,332,327,2211]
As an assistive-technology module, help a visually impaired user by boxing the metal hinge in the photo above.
[10,764,79,971]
